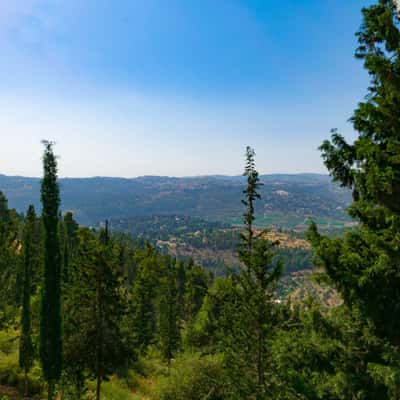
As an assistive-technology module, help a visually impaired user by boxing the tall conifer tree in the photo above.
[0,191,19,325]
[64,223,125,400]
[131,244,159,353]
[305,2,400,395]
[309,0,400,347]
[225,147,283,399]
[39,141,62,400]
[60,211,79,286]
[158,257,180,364]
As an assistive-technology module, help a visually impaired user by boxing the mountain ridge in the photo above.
[0,172,330,181]
[0,173,350,227]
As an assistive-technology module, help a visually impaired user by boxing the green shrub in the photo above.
[155,353,230,400]
[101,379,136,400]
[86,376,140,400]
[0,349,19,386]
[0,328,42,396]
[0,329,18,355]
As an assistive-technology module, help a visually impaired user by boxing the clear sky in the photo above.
[0,0,374,177]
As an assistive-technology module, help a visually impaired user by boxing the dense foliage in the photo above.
[40,141,63,400]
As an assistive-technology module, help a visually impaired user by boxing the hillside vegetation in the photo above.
[108,215,316,274]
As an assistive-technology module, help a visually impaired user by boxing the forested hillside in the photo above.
[1,174,350,276]
[109,215,314,275]
[2,1,400,400]
[0,174,351,227]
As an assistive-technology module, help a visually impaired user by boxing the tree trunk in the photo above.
[48,380,54,400]
[257,329,263,399]
[256,303,265,400]
[24,370,28,397]
[96,374,101,400]
[75,371,84,400]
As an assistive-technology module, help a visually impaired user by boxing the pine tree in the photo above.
[19,205,37,396]
[64,224,126,400]
[158,257,180,364]
[240,146,261,258]
[309,0,400,347]
[95,221,111,400]
[39,141,62,400]
[225,147,283,399]
[63,227,92,400]
[131,244,159,353]
[0,191,20,326]
[183,259,209,324]
[0,191,12,323]
[305,2,400,396]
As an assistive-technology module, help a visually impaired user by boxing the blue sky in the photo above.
[0,0,373,177]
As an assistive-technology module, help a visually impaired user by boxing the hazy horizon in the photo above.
[0,1,373,177]
[0,170,331,180]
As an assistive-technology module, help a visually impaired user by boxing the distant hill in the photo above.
[0,173,351,227]
[109,215,315,275]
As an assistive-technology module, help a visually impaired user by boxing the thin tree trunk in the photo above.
[96,374,101,400]
[75,371,84,400]
[95,221,108,400]
[257,327,263,398]
[256,302,265,400]
[24,370,28,397]
[96,264,103,400]
[48,380,54,400]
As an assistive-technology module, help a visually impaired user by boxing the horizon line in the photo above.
[0,172,330,180]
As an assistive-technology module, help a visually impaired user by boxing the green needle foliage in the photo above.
[306,1,400,397]
[19,205,37,396]
[158,257,180,364]
[311,0,400,347]
[0,191,19,327]
[39,141,63,400]
[224,147,283,399]
[64,224,126,400]
[60,211,79,288]
[130,244,160,353]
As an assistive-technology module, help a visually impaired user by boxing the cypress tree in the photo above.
[19,205,37,396]
[61,211,79,286]
[39,141,62,400]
